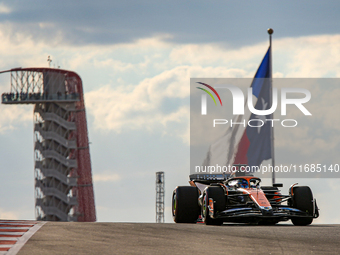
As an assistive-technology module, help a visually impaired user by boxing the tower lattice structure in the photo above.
[156,171,164,223]
[1,67,96,222]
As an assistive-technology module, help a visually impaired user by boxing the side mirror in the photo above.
[273,183,283,187]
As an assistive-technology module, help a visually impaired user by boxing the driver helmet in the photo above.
[241,179,248,188]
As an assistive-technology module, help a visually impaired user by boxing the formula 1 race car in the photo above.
[172,169,319,226]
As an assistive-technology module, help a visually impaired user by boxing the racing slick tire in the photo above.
[172,186,200,223]
[291,186,314,226]
[202,186,225,226]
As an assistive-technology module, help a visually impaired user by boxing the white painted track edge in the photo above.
[6,222,46,255]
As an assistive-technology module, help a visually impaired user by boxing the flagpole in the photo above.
[268,28,275,185]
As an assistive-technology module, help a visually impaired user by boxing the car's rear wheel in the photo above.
[202,186,225,226]
[172,186,200,223]
[291,186,314,226]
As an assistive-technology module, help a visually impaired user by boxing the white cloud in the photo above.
[93,173,122,182]
[0,3,11,14]
[84,65,248,145]
[0,208,19,220]
[170,34,340,78]
[93,59,134,72]
[276,125,340,157]
[0,105,32,134]
[276,35,340,77]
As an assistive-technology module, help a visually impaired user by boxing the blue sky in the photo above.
[0,1,339,223]
[1,1,339,46]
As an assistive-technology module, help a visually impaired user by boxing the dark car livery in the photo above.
[172,171,319,225]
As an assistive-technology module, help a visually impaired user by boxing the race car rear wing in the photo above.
[189,164,252,184]
[189,174,230,184]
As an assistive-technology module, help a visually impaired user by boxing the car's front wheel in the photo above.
[202,186,225,226]
[291,186,314,226]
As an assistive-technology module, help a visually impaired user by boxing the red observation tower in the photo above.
[1,67,96,222]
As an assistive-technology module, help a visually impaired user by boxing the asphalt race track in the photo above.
[18,222,340,255]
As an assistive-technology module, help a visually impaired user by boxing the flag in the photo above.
[201,46,273,171]
[233,46,273,167]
